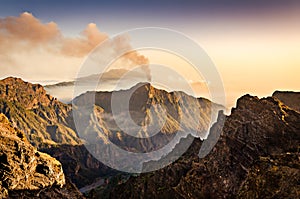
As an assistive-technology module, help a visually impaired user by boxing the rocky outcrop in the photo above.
[238,153,299,198]
[0,77,53,110]
[108,93,300,199]
[0,113,84,198]
[273,90,300,112]
[7,178,84,199]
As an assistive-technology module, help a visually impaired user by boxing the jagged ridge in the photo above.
[73,82,223,154]
[108,93,300,199]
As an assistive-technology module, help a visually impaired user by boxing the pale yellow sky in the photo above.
[191,10,300,107]
[134,28,300,108]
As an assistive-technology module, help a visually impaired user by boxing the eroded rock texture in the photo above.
[0,113,84,198]
[109,94,300,199]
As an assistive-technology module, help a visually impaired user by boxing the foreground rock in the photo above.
[238,153,299,198]
[0,113,84,198]
[0,77,115,188]
[108,93,300,199]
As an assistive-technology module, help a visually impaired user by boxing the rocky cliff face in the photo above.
[71,82,223,174]
[73,82,223,153]
[0,77,114,189]
[0,77,218,189]
[1,78,222,189]
[0,113,84,198]
[108,93,300,199]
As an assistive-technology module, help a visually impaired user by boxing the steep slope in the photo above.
[72,82,223,174]
[0,113,84,198]
[0,77,114,189]
[109,93,300,199]
[237,153,299,198]
[0,77,81,147]
[73,82,223,153]
[1,77,222,189]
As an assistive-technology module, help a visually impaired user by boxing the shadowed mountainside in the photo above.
[107,93,300,199]
[72,82,223,173]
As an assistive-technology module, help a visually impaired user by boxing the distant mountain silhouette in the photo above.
[44,68,151,103]
[45,68,147,88]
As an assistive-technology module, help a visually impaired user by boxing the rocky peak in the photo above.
[0,77,55,110]
[73,82,223,142]
[130,82,152,91]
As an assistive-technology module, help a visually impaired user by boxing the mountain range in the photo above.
[0,77,299,198]
[0,77,222,192]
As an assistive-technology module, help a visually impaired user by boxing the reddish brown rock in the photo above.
[0,113,84,198]
[108,94,300,199]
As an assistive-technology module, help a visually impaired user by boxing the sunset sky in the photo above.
[0,0,299,107]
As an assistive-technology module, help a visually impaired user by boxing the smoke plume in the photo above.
[0,12,151,81]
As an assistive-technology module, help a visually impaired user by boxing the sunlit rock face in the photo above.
[0,113,84,198]
[0,77,81,148]
[72,82,223,172]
